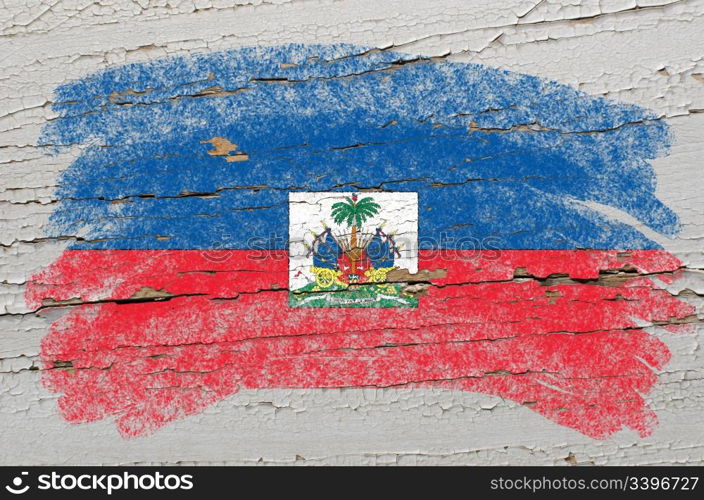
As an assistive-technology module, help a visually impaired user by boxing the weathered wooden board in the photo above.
[1,0,703,465]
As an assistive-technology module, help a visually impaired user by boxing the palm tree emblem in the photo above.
[331,194,380,275]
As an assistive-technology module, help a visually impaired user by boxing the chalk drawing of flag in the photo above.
[26,44,694,438]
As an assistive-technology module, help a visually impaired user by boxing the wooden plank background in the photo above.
[1,0,702,465]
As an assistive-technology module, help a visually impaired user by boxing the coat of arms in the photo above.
[289,192,418,307]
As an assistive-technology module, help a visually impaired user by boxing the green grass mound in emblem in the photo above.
[289,283,418,308]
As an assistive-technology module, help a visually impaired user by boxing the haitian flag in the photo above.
[26,44,694,438]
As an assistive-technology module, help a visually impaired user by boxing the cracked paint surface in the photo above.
[21,44,697,439]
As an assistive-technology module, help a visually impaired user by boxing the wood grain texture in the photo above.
[1,0,703,465]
